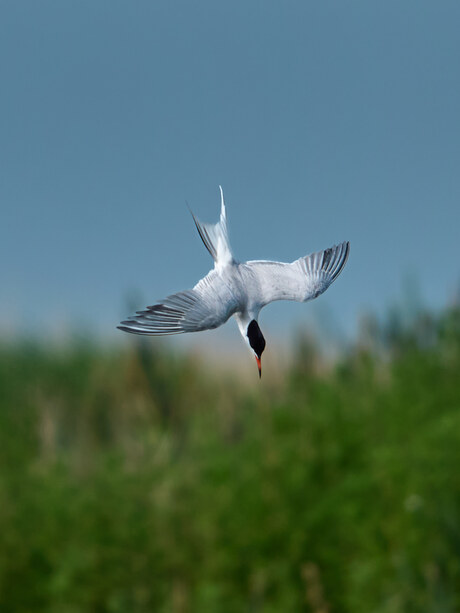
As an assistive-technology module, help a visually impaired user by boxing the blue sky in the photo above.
[1,1,459,348]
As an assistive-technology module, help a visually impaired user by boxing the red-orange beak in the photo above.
[255,356,262,378]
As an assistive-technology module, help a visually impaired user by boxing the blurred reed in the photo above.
[0,300,459,612]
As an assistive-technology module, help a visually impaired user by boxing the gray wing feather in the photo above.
[299,241,350,300]
[118,271,238,336]
[246,241,350,307]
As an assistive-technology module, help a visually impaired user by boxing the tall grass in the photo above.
[0,304,460,612]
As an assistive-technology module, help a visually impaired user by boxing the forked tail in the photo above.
[189,186,235,269]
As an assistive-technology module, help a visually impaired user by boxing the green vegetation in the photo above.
[1,305,460,612]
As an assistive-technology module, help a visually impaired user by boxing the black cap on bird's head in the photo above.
[247,320,266,378]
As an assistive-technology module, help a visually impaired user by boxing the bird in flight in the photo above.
[118,187,349,377]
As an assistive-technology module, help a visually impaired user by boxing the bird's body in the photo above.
[118,187,349,376]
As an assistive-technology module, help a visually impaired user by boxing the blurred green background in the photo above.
[1,300,460,612]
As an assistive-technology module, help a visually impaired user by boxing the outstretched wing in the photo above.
[245,241,350,308]
[118,271,238,336]
[189,186,235,269]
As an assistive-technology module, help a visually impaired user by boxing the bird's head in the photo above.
[247,319,266,378]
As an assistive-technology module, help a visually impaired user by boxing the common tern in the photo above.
[118,187,350,377]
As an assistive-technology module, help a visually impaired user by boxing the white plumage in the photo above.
[118,187,349,375]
